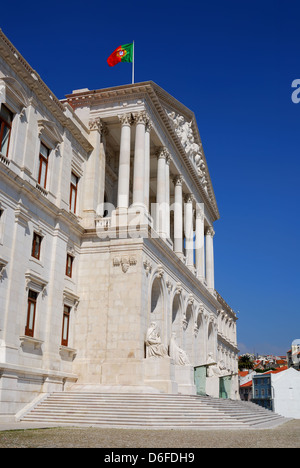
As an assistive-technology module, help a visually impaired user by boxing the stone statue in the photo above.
[169,332,191,366]
[206,353,227,377]
[145,322,168,358]
[166,110,208,191]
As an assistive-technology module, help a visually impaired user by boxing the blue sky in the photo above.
[2,0,299,355]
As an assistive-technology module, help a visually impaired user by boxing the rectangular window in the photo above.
[70,172,78,213]
[66,254,74,278]
[31,232,42,260]
[61,305,71,346]
[25,290,38,337]
[38,143,49,189]
[0,104,13,158]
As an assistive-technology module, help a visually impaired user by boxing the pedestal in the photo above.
[174,365,197,395]
[143,357,178,394]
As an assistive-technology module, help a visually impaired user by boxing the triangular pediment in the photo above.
[38,119,63,147]
[0,76,30,109]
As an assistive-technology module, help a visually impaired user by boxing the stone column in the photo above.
[117,113,132,209]
[156,147,168,237]
[173,175,184,258]
[144,120,152,212]
[184,194,194,270]
[165,153,171,239]
[132,111,148,209]
[82,117,103,228]
[205,226,215,290]
[195,204,205,280]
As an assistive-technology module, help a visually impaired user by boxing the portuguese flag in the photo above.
[107,43,134,67]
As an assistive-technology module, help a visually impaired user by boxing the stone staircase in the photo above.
[20,392,289,430]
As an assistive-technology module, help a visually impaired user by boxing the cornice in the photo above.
[216,291,238,321]
[0,30,93,154]
[217,333,239,353]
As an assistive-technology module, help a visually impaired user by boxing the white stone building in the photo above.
[0,30,239,422]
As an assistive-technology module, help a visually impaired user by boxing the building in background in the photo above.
[287,339,300,371]
[0,30,239,422]
[244,367,300,419]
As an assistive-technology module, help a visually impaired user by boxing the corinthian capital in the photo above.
[156,146,169,160]
[134,110,149,125]
[184,193,194,204]
[118,113,132,126]
[173,174,184,186]
[89,117,102,132]
[206,226,215,237]
[146,119,153,133]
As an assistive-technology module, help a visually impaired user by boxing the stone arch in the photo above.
[183,302,194,365]
[148,271,167,349]
[171,290,183,347]
[194,308,206,366]
[207,319,216,359]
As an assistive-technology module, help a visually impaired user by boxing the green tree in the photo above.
[238,354,254,370]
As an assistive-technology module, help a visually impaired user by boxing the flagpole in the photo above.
[132,40,135,84]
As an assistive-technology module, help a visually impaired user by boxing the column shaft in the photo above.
[205,227,215,290]
[132,111,147,208]
[165,155,171,238]
[173,175,183,257]
[143,121,152,211]
[117,114,131,209]
[195,204,205,280]
[184,194,194,269]
[156,147,167,237]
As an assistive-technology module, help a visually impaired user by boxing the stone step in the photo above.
[22,415,246,428]
[21,392,289,429]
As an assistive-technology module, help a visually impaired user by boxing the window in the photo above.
[70,172,78,213]
[38,143,49,189]
[61,305,71,346]
[25,290,38,337]
[66,254,74,278]
[31,232,42,260]
[0,104,13,158]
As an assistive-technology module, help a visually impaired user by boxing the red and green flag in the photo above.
[107,43,133,67]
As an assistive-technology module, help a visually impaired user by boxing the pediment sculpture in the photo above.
[166,110,208,191]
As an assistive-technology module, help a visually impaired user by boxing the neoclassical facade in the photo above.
[0,31,239,421]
